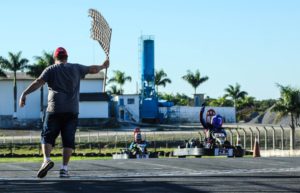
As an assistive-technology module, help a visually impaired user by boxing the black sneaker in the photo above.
[37,160,54,178]
[59,169,70,178]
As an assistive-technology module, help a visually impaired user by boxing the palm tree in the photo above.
[159,93,191,106]
[159,93,174,102]
[108,85,122,95]
[34,51,54,66]
[208,96,233,107]
[224,83,248,108]
[175,93,190,106]
[182,70,209,95]
[155,69,171,93]
[0,69,6,77]
[0,57,7,77]
[272,84,300,150]
[238,96,255,109]
[107,70,132,94]
[0,52,29,118]
[26,51,52,118]
[236,96,256,122]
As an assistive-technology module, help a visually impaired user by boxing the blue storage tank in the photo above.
[139,36,160,123]
[142,39,154,82]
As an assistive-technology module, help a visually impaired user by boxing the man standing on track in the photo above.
[19,47,109,178]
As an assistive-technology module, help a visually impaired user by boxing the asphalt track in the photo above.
[0,157,300,193]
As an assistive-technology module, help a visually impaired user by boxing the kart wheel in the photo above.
[149,152,158,158]
[223,140,231,148]
[234,146,244,157]
[204,148,214,156]
[197,144,204,148]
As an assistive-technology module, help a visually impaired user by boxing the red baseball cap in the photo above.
[54,47,68,58]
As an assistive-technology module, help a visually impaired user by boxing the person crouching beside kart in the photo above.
[129,128,148,157]
[200,104,227,148]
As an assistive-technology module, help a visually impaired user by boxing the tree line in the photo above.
[0,51,299,134]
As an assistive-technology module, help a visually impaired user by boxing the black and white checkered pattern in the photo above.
[89,9,112,56]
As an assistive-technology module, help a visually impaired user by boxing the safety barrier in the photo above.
[0,124,299,152]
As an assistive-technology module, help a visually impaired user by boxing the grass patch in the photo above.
[0,155,249,163]
[0,146,176,155]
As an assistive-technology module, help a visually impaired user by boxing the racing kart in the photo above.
[113,143,150,159]
[173,107,244,158]
[173,131,244,158]
[173,138,204,158]
[202,108,244,157]
[204,131,235,157]
[130,143,149,159]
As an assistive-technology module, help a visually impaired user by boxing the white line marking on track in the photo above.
[129,161,196,172]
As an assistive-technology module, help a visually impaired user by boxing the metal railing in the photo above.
[0,124,299,151]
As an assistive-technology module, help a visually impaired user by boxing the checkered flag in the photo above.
[89,8,112,92]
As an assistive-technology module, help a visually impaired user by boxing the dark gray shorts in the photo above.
[41,112,78,149]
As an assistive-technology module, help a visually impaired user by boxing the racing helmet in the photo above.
[134,132,142,142]
[205,109,216,124]
[134,127,141,134]
[211,114,223,128]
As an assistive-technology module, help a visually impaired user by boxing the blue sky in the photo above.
[1,0,299,100]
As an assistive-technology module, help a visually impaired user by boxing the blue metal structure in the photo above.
[139,36,159,122]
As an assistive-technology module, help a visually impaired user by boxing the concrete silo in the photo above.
[139,36,159,123]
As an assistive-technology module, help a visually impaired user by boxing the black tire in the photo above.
[223,140,231,148]
[234,146,244,157]
[204,148,214,156]
[149,152,158,158]
[197,143,204,148]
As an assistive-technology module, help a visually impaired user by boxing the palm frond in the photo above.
[155,69,172,90]
[182,69,209,94]
[107,70,131,93]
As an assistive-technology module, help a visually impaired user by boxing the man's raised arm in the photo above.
[88,58,110,74]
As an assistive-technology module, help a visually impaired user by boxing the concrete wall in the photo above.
[159,106,236,123]
[80,79,103,93]
[260,150,300,157]
[79,79,109,118]
[0,79,107,119]
[79,102,109,118]
[0,80,43,119]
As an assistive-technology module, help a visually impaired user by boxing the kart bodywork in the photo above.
[113,143,151,159]
[173,132,244,158]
